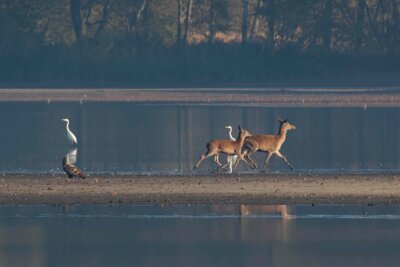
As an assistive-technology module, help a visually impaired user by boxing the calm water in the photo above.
[0,102,399,174]
[0,205,400,267]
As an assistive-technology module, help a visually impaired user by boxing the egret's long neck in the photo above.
[65,121,70,132]
[228,129,235,141]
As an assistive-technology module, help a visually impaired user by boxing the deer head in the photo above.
[238,125,252,139]
[279,118,296,131]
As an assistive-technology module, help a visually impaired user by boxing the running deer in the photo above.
[193,126,252,171]
[244,119,296,171]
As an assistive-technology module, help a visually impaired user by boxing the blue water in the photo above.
[0,102,399,174]
[1,205,400,267]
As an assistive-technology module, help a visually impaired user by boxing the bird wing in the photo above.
[69,132,78,144]
[63,163,86,179]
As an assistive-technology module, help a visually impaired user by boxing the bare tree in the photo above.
[266,0,275,50]
[242,0,249,47]
[70,0,83,42]
[365,0,388,54]
[249,0,262,41]
[208,0,216,43]
[354,0,365,50]
[83,0,94,32]
[177,0,183,47]
[94,0,112,38]
[390,0,399,52]
[183,0,193,45]
[321,0,333,52]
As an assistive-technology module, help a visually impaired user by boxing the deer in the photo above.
[193,126,252,172]
[243,119,296,171]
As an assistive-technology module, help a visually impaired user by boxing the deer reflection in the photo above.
[239,205,292,243]
[239,204,290,219]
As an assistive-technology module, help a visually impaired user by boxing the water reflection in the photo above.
[238,204,292,243]
[0,102,399,173]
[239,204,290,218]
[0,224,46,267]
[62,153,87,179]
[1,205,400,267]
[64,148,77,165]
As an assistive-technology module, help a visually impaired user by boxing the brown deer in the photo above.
[244,119,296,171]
[193,126,252,171]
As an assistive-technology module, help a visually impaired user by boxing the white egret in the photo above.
[224,125,238,173]
[61,118,78,145]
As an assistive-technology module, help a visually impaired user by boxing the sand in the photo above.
[1,173,399,205]
[0,88,399,107]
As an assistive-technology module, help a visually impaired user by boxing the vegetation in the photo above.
[1,0,400,87]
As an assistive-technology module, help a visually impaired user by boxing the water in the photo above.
[0,204,400,267]
[0,102,399,174]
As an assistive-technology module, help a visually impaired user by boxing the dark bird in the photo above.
[62,157,86,179]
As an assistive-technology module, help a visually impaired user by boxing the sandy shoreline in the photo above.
[0,88,399,107]
[1,173,400,205]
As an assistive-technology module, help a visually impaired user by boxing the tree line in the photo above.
[1,0,400,86]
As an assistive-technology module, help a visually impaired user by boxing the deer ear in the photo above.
[278,118,283,123]
[284,119,288,123]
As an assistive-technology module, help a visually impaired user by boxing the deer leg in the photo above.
[193,151,214,170]
[275,151,294,170]
[220,162,228,171]
[246,151,258,169]
[232,153,252,172]
[232,151,245,171]
[262,152,273,171]
[214,153,223,168]
[244,146,258,169]
[239,153,252,168]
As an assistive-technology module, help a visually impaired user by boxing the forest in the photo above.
[1,0,400,87]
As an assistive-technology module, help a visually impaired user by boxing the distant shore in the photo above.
[1,173,400,205]
[0,88,399,107]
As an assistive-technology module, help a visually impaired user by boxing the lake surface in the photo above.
[0,102,399,174]
[0,204,400,267]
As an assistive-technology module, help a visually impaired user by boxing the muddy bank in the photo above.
[1,173,400,205]
[0,88,400,107]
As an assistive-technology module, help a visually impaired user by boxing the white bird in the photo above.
[61,118,78,145]
[224,125,238,173]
